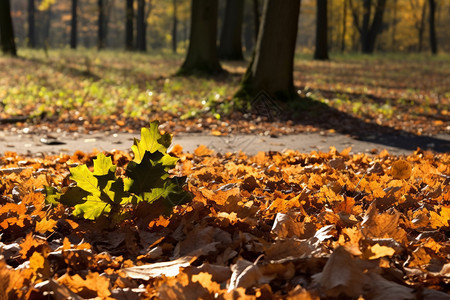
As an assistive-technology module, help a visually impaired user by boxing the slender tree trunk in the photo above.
[70,0,77,49]
[98,0,105,49]
[172,0,178,53]
[243,0,254,53]
[177,0,222,75]
[314,0,329,60]
[125,0,134,50]
[235,0,301,101]
[341,0,347,52]
[28,0,36,48]
[0,0,17,56]
[219,0,244,60]
[429,0,437,54]
[43,5,52,48]
[136,0,146,51]
[418,2,427,52]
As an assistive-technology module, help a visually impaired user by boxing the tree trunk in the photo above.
[28,0,36,48]
[361,0,371,53]
[418,2,427,52]
[341,0,347,52]
[243,0,254,53]
[235,0,300,101]
[314,0,329,60]
[136,0,146,51]
[98,0,105,49]
[172,0,177,53]
[361,0,386,53]
[219,0,244,60]
[0,0,17,56]
[429,0,437,54]
[178,0,222,75]
[252,0,260,40]
[42,4,52,50]
[125,0,134,50]
[70,0,77,49]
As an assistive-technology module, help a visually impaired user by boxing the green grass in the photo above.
[0,49,448,135]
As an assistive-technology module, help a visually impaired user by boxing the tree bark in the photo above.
[178,0,223,75]
[0,0,17,56]
[70,0,77,49]
[418,2,427,52]
[314,0,329,60]
[126,0,134,50]
[172,0,177,53]
[28,0,36,48]
[219,0,244,60]
[98,0,106,49]
[429,0,437,54]
[361,0,387,53]
[235,0,300,101]
[361,0,371,52]
[136,0,146,51]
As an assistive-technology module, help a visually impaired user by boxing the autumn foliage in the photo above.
[0,140,449,298]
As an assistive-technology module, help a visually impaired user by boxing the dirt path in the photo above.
[1,130,448,156]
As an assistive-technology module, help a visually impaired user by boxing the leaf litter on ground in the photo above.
[0,139,449,299]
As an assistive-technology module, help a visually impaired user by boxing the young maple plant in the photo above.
[45,121,192,220]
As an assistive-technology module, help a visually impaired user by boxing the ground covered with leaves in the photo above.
[1,142,449,299]
[0,50,448,137]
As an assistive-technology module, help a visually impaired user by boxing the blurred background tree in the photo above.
[6,0,448,53]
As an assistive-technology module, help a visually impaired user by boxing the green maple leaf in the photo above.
[93,153,117,190]
[73,194,110,220]
[70,164,100,197]
[131,121,173,163]
[47,122,192,221]
[125,151,167,194]
[142,176,192,206]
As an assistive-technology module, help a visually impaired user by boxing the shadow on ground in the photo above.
[258,96,449,153]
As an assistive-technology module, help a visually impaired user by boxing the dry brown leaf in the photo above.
[312,246,366,298]
[121,256,196,280]
[390,160,412,180]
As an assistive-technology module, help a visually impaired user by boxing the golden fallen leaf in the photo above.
[390,160,412,180]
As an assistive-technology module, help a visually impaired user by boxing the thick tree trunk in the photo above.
[70,0,77,49]
[172,0,177,53]
[314,0,329,60]
[136,0,146,51]
[429,0,437,54]
[125,0,134,50]
[28,0,36,48]
[361,0,386,53]
[219,0,244,60]
[235,0,300,101]
[0,0,17,56]
[361,0,371,53]
[98,0,105,49]
[178,0,222,75]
